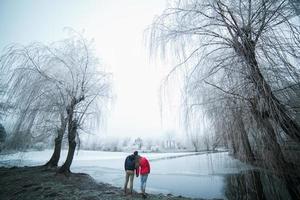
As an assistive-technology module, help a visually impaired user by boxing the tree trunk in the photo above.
[251,107,288,170]
[45,116,67,167]
[284,175,300,200]
[235,112,255,163]
[241,40,300,143]
[228,130,238,157]
[251,171,267,200]
[252,106,300,198]
[58,121,77,174]
[237,37,300,198]
[45,135,63,167]
[59,100,77,174]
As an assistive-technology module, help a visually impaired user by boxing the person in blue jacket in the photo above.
[124,151,139,195]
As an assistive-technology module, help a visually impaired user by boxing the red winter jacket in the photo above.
[136,157,150,176]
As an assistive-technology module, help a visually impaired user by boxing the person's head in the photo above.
[133,151,138,156]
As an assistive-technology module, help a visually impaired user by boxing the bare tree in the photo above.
[150,0,300,142]
[1,32,112,173]
[150,0,300,197]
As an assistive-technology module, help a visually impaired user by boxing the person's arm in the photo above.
[147,159,150,174]
[135,158,140,177]
[136,167,139,177]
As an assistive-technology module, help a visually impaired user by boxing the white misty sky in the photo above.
[0,0,183,138]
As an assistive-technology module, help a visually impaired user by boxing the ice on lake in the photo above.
[0,150,253,199]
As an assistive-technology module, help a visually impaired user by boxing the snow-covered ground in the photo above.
[0,150,252,199]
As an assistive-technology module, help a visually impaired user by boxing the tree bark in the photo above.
[241,40,300,143]
[228,130,238,157]
[251,171,267,200]
[58,121,77,174]
[252,106,300,198]
[45,115,67,167]
[251,106,288,170]
[234,110,255,163]
[284,175,300,200]
[58,94,86,174]
[58,100,77,174]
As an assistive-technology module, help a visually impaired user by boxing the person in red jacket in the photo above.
[136,155,150,198]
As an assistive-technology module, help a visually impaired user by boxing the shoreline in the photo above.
[0,166,219,200]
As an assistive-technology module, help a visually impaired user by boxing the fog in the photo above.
[0,0,182,139]
[1,1,300,199]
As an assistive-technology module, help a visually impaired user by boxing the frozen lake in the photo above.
[0,150,253,199]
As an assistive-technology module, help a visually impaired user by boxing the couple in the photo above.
[124,151,150,198]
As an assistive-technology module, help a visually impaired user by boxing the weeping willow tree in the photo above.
[1,32,112,173]
[150,0,300,198]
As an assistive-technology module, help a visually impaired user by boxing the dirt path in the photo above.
[0,166,217,200]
